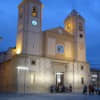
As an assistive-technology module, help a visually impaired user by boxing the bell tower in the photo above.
[64,10,86,62]
[16,0,43,55]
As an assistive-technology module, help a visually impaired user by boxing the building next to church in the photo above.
[0,0,90,93]
[91,68,100,88]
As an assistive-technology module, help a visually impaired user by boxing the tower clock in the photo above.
[16,0,43,55]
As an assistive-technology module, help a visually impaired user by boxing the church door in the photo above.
[56,72,64,86]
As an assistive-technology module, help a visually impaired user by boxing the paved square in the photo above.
[0,93,100,100]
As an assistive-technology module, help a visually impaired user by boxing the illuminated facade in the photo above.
[0,0,90,93]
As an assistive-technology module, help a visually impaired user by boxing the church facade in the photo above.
[0,0,90,93]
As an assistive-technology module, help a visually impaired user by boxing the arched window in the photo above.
[32,7,37,17]
[19,8,23,19]
[67,23,71,30]
[79,23,83,31]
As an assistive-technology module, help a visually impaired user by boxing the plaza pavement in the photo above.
[0,93,100,100]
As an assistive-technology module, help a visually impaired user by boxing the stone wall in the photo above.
[0,55,90,93]
[16,55,90,93]
[16,55,55,93]
[0,57,17,93]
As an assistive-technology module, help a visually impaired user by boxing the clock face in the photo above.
[32,20,37,26]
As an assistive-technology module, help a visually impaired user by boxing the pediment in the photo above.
[44,27,68,34]
[43,27,73,39]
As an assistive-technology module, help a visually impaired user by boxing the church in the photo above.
[0,0,90,93]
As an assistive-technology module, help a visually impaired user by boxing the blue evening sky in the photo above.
[0,0,100,69]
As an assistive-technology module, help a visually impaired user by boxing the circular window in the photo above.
[56,45,64,54]
[31,60,36,65]
[80,34,83,38]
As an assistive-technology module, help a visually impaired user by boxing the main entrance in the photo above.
[56,72,64,86]
[52,62,66,92]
